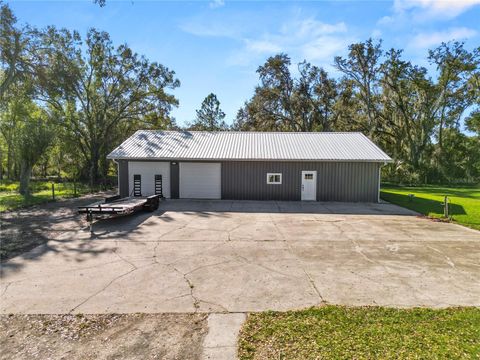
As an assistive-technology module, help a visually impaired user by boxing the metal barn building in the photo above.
[107,131,392,202]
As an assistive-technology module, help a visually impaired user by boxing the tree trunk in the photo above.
[99,156,109,189]
[19,161,32,196]
[42,159,48,178]
[6,142,12,180]
[13,160,18,180]
[89,145,100,189]
[438,119,444,150]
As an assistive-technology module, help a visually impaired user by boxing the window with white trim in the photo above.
[267,173,282,184]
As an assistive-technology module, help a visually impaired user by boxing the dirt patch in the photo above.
[0,193,111,262]
[0,313,208,360]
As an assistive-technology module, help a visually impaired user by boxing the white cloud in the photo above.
[209,0,225,9]
[376,0,480,30]
[394,0,480,19]
[377,16,394,25]
[229,18,353,67]
[181,12,355,69]
[179,18,241,38]
[301,36,348,63]
[371,29,382,39]
[285,18,347,37]
[244,39,282,54]
[410,27,477,48]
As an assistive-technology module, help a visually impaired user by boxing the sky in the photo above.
[7,0,480,130]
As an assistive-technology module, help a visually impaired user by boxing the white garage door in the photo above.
[179,162,221,199]
[128,161,171,198]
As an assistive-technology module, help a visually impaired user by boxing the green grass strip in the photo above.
[239,306,480,360]
[380,185,480,231]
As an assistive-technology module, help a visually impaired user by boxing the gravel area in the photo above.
[0,313,208,360]
[0,193,111,261]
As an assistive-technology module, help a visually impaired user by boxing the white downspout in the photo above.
[112,159,119,196]
[378,162,386,203]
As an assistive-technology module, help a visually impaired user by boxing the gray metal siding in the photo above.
[170,162,179,199]
[118,160,129,197]
[118,159,380,202]
[221,161,380,202]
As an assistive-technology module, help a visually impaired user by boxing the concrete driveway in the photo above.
[1,200,479,314]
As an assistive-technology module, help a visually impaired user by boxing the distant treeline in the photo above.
[1,2,479,195]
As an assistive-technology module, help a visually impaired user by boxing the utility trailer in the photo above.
[78,194,161,232]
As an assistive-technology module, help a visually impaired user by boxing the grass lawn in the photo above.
[380,185,480,231]
[0,181,91,212]
[238,306,480,360]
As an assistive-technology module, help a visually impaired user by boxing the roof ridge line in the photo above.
[138,130,365,134]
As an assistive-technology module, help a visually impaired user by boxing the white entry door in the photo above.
[301,171,317,201]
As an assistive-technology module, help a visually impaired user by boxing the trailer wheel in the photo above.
[147,202,159,212]
[145,197,159,212]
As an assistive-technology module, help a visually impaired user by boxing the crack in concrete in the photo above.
[156,222,190,240]
[334,220,380,267]
[221,228,302,280]
[269,213,326,304]
[170,265,200,311]
[394,224,418,241]
[69,265,137,313]
[300,266,326,303]
[153,242,228,270]
[227,245,300,280]
[151,242,203,310]
[153,236,228,313]
[344,235,439,305]
[426,245,456,268]
[1,282,12,297]
[184,260,234,277]
[153,241,160,262]
[0,259,129,285]
[464,261,480,268]
[351,238,376,264]
[164,293,191,301]
[225,223,245,241]
[153,234,201,312]
[65,241,150,313]
[339,224,424,301]
[156,238,231,314]
[349,270,396,290]
[332,220,347,239]
[170,264,230,313]
[113,241,140,270]
[197,299,229,313]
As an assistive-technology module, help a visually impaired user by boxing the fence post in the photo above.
[73,181,77,197]
[444,195,449,218]
[52,183,55,201]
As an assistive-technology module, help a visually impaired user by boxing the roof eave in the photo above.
[107,156,392,163]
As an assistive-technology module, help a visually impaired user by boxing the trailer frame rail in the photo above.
[78,194,162,231]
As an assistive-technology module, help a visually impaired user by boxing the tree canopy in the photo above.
[234,40,480,184]
[1,2,179,190]
[1,1,479,189]
[189,93,227,131]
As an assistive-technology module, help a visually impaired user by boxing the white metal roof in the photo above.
[107,131,392,162]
